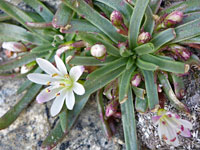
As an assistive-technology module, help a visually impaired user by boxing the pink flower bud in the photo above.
[105,100,119,117]
[2,42,27,52]
[164,11,183,27]
[90,44,106,58]
[131,74,141,87]
[110,10,124,27]
[169,44,191,61]
[137,32,151,44]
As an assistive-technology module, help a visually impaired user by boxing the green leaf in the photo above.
[120,87,138,150]
[134,43,155,55]
[0,13,12,21]
[0,23,48,45]
[151,28,176,52]
[60,19,102,34]
[94,0,133,26]
[52,3,73,28]
[128,0,149,49]
[17,80,33,94]
[158,73,189,113]
[63,0,126,43]
[31,45,56,53]
[159,0,200,15]
[77,32,120,57]
[132,86,146,100]
[141,70,159,111]
[59,108,68,133]
[42,94,90,149]
[0,84,42,129]
[144,6,155,34]
[96,89,113,138]
[85,66,126,95]
[181,12,200,25]
[140,54,189,74]
[70,56,118,66]
[136,58,159,71]
[87,57,127,81]
[149,0,162,14]
[180,36,200,44]
[22,0,53,22]
[0,52,48,71]
[93,1,114,18]
[119,66,136,103]
[171,18,200,43]
[135,96,148,113]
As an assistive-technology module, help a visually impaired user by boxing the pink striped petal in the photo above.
[152,115,161,125]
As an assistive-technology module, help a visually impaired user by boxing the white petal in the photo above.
[73,82,85,95]
[36,86,62,103]
[69,66,85,81]
[36,58,60,75]
[65,90,75,110]
[152,115,161,125]
[27,73,56,85]
[54,55,68,75]
[179,119,192,130]
[50,89,67,117]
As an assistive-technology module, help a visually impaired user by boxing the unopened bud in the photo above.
[169,44,191,61]
[164,11,183,27]
[110,10,124,27]
[105,100,119,117]
[90,44,106,58]
[131,74,141,87]
[137,32,151,45]
[2,42,27,52]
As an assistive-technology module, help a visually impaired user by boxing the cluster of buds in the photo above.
[157,11,183,30]
[168,44,191,61]
[90,44,106,60]
[137,32,151,45]
[110,10,128,35]
[131,73,142,87]
[2,42,27,53]
[105,99,119,118]
[152,109,192,146]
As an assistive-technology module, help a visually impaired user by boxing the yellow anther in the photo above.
[59,83,65,87]
[52,73,58,77]
[47,82,51,85]
[46,89,51,93]
[56,93,60,96]
[64,74,70,78]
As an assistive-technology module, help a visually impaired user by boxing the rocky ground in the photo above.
[0,0,200,150]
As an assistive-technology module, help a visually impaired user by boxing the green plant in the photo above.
[0,0,200,149]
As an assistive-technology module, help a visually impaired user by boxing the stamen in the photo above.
[170,137,176,142]
[46,89,51,93]
[168,114,172,118]
[181,125,184,131]
[56,93,60,96]
[52,73,58,77]
[47,81,51,85]
[59,83,65,87]
[64,74,70,78]
[177,131,181,135]
[175,114,180,119]
[162,121,166,125]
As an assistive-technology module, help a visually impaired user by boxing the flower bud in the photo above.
[2,42,27,52]
[110,10,124,27]
[169,44,191,61]
[137,32,151,45]
[90,44,106,58]
[131,73,141,87]
[164,11,183,27]
[105,100,119,117]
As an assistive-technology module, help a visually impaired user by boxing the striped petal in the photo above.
[69,66,85,81]
[73,82,85,95]
[152,115,161,125]
[36,58,60,75]
[36,86,62,103]
[65,90,75,110]
[50,89,67,117]
[27,73,56,85]
[54,55,68,75]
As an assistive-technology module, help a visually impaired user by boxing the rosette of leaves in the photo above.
[0,0,200,149]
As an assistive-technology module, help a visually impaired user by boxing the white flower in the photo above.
[152,109,192,147]
[27,55,85,116]
[2,42,27,52]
